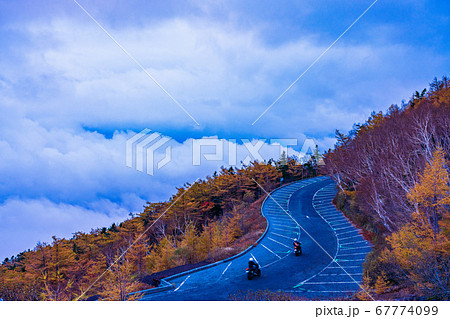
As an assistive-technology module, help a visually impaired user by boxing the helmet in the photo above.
[249,257,254,262]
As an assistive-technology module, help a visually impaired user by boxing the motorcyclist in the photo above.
[248,257,259,270]
[249,257,261,276]
[293,239,302,251]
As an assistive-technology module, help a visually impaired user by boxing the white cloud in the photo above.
[0,198,129,260]
[0,110,309,259]
[7,17,428,133]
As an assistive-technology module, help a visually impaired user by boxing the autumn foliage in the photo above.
[0,159,316,300]
[324,77,450,299]
[380,148,450,298]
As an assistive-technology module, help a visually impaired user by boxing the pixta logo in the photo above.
[126,129,172,176]
[192,137,318,166]
[127,129,319,176]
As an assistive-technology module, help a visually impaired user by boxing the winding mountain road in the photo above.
[140,176,372,300]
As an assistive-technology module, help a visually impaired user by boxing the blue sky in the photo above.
[0,0,449,260]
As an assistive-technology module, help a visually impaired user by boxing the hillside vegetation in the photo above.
[0,158,318,300]
[323,77,450,300]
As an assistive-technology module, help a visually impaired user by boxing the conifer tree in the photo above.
[100,252,142,301]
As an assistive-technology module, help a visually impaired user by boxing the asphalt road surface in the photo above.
[140,176,372,300]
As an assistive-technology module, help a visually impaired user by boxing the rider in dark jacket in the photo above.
[248,257,258,270]
[248,257,260,276]
[293,239,301,250]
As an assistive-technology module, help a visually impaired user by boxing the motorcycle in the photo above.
[246,267,261,280]
[294,244,302,256]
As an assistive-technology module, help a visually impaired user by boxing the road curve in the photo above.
[140,176,372,300]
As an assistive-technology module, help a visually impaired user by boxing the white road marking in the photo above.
[334,225,355,231]
[221,262,232,276]
[330,221,349,226]
[269,216,294,221]
[272,232,295,240]
[339,246,371,251]
[314,199,335,202]
[317,209,338,214]
[318,273,361,276]
[301,281,359,285]
[273,227,298,233]
[271,224,299,229]
[320,215,340,220]
[338,252,369,256]
[337,229,360,236]
[328,265,361,269]
[305,290,358,293]
[326,218,347,223]
[318,214,340,219]
[340,240,368,246]
[250,253,261,267]
[261,244,282,259]
[318,211,339,216]
[317,209,339,213]
[268,218,293,222]
[326,215,346,221]
[268,237,292,249]
[314,199,335,203]
[314,205,336,209]
[339,235,363,241]
[174,275,191,292]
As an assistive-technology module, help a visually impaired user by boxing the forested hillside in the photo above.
[0,158,317,300]
[323,77,450,299]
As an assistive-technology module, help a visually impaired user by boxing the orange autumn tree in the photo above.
[381,148,450,297]
[100,252,143,301]
[25,237,77,301]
